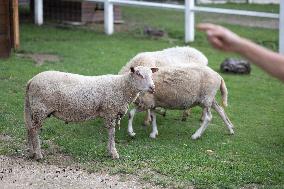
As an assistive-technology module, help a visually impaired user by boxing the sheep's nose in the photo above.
[148,86,155,93]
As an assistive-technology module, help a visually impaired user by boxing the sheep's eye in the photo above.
[136,72,145,79]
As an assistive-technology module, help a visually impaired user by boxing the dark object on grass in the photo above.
[220,58,251,74]
[144,26,166,38]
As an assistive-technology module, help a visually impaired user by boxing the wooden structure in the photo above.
[88,0,282,54]
[30,0,122,23]
[0,0,20,58]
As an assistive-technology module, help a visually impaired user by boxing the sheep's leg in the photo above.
[26,102,46,160]
[25,98,34,157]
[150,110,158,139]
[128,108,137,137]
[27,129,34,157]
[200,108,207,122]
[143,109,152,126]
[106,120,119,159]
[28,119,43,160]
[191,107,212,140]
[181,108,191,122]
[212,100,234,135]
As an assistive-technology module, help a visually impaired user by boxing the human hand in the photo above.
[197,23,244,52]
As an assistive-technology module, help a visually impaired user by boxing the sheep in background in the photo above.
[119,46,208,74]
[127,65,234,139]
[119,46,208,124]
[25,66,158,160]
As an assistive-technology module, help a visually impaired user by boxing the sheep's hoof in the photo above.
[27,149,35,158]
[229,130,235,135]
[150,132,158,139]
[34,152,43,160]
[111,153,119,159]
[128,132,136,137]
[191,134,200,140]
[143,121,151,126]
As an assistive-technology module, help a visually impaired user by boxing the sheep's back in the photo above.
[153,66,221,108]
[118,53,156,74]
[27,71,123,112]
[156,46,208,67]
[118,47,208,75]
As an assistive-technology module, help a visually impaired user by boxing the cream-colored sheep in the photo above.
[128,65,234,139]
[119,46,208,123]
[119,46,208,74]
[24,66,158,160]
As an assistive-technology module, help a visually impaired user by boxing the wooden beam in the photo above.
[185,0,195,43]
[35,0,43,25]
[280,1,284,54]
[0,0,11,58]
[104,0,114,35]
[12,0,20,49]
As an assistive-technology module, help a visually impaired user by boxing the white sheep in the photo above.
[127,65,234,139]
[119,46,208,124]
[119,46,208,74]
[24,66,158,160]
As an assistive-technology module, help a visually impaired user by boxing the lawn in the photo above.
[0,4,283,188]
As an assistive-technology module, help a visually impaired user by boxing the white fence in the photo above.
[34,0,283,54]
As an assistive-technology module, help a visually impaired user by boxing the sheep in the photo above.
[119,46,208,124]
[127,65,234,139]
[24,66,158,160]
[119,46,208,75]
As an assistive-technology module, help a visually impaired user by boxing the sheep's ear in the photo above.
[151,67,159,73]
[130,67,135,73]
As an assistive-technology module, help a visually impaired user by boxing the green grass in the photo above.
[1,5,283,188]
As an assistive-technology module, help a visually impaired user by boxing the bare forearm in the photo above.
[236,38,284,81]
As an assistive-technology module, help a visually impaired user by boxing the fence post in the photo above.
[280,1,284,54]
[104,0,114,35]
[185,0,195,43]
[34,0,43,25]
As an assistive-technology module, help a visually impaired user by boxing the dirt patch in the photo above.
[16,53,60,66]
[0,134,12,142]
[0,155,161,189]
[0,137,160,188]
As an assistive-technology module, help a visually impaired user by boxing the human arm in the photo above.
[197,23,284,81]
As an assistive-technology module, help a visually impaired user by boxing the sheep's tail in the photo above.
[24,80,32,129]
[220,78,228,107]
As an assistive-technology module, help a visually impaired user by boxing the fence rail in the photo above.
[34,0,283,54]
[192,6,279,18]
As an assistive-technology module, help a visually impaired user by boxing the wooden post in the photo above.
[185,0,195,43]
[104,0,114,35]
[280,1,284,54]
[0,0,11,58]
[12,0,20,49]
[35,0,43,25]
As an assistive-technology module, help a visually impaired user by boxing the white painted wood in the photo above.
[86,0,280,45]
[279,0,284,54]
[34,0,43,25]
[192,6,279,18]
[87,0,184,10]
[104,0,114,35]
[185,0,195,43]
[111,0,184,10]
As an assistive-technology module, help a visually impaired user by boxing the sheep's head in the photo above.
[130,66,158,93]
[134,92,155,110]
